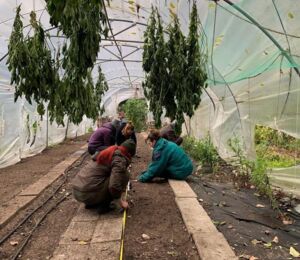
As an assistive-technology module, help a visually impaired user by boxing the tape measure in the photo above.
[119,181,130,260]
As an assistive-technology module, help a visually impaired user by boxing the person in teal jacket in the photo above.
[139,129,193,182]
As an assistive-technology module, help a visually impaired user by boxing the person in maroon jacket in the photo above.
[72,139,136,213]
[87,120,119,155]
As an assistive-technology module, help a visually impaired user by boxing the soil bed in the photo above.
[0,134,90,205]
[0,154,90,260]
[124,134,199,260]
[188,173,300,260]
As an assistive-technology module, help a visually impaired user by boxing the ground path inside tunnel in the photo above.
[0,133,299,259]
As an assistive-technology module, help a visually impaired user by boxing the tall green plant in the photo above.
[143,8,168,128]
[183,2,207,117]
[123,99,147,132]
[165,15,186,122]
[7,7,58,116]
[142,4,207,132]
[46,0,108,78]
[7,4,109,125]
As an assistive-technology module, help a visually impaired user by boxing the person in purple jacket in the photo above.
[88,120,118,155]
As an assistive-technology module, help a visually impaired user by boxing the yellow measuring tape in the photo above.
[119,182,129,260]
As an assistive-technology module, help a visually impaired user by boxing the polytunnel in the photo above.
[0,0,299,196]
[1,1,300,259]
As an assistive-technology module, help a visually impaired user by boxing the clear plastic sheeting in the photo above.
[268,166,300,198]
[0,0,299,194]
[0,92,93,168]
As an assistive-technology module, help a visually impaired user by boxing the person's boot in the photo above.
[96,202,112,214]
[85,203,100,209]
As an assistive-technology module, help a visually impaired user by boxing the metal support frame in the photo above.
[96,58,142,63]
[222,0,300,77]
[106,75,144,82]
[108,23,137,39]
[109,18,147,27]
[102,46,121,60]
[101,0,133,87]
[122,48,141,59]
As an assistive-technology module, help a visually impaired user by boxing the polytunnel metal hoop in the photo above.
[222,0,300,78]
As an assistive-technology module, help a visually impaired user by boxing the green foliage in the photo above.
[255,125,300,168]
[123,99,147,132]
[47,0,108,78]
[142,3,207,132]
[256,143,300,168]
[165,15,186,129]
[228,137,275,205]
[255,125,300,150]
[7,4,109,125]
[182,135,219,169]
[228,137,254,173]
[7,7,58,115]
[184,3,207,117]
[143,8,168,128]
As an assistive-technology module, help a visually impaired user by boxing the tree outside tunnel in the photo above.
[119,99,147,132]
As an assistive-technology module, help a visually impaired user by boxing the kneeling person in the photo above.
[139,129,193,182]
[72,139,136,212]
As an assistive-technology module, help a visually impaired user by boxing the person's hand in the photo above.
[138,171,147,182]
[120,199,129,209]
[140,170,146,176]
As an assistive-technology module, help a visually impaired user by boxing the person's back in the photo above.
[72,139,136,211]
[88,122,116,155]
[139,131,193,182]
[162,140,192,177]
[160,124,183,145]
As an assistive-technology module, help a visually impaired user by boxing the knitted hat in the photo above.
[111,119,120,129]
[120,139,136,157]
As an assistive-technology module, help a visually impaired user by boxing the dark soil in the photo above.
[187,173,300,260]
[0,133,199,260]
[2,131,298,260]
[0,152,90,260]
[124,135,199,260]
[0,134,90,205]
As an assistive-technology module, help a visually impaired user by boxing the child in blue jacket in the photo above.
[139,129,193,182]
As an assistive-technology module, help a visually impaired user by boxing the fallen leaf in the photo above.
[78,240,88,245]
[290,247,300,257]
[213,221,226,226]
[250,256,258,260]
[198,198,203,202]
[264,242,272,249]
[254,193,261,197]
[142,234,150,240]
[288,12,294,19]
[256,204,265,208]
[227,225,233,229]
[169,2,176,9]
[265,230,270,235]
[9,241,18,246]
[272,236,279,244]
[167,251,178,256]
[239,254,251,259]
[251,239,262,245]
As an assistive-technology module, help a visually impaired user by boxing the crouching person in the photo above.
[72,139,136,213]
[139,129,193,183]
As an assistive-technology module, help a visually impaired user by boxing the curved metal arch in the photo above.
[100,67,144,77]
